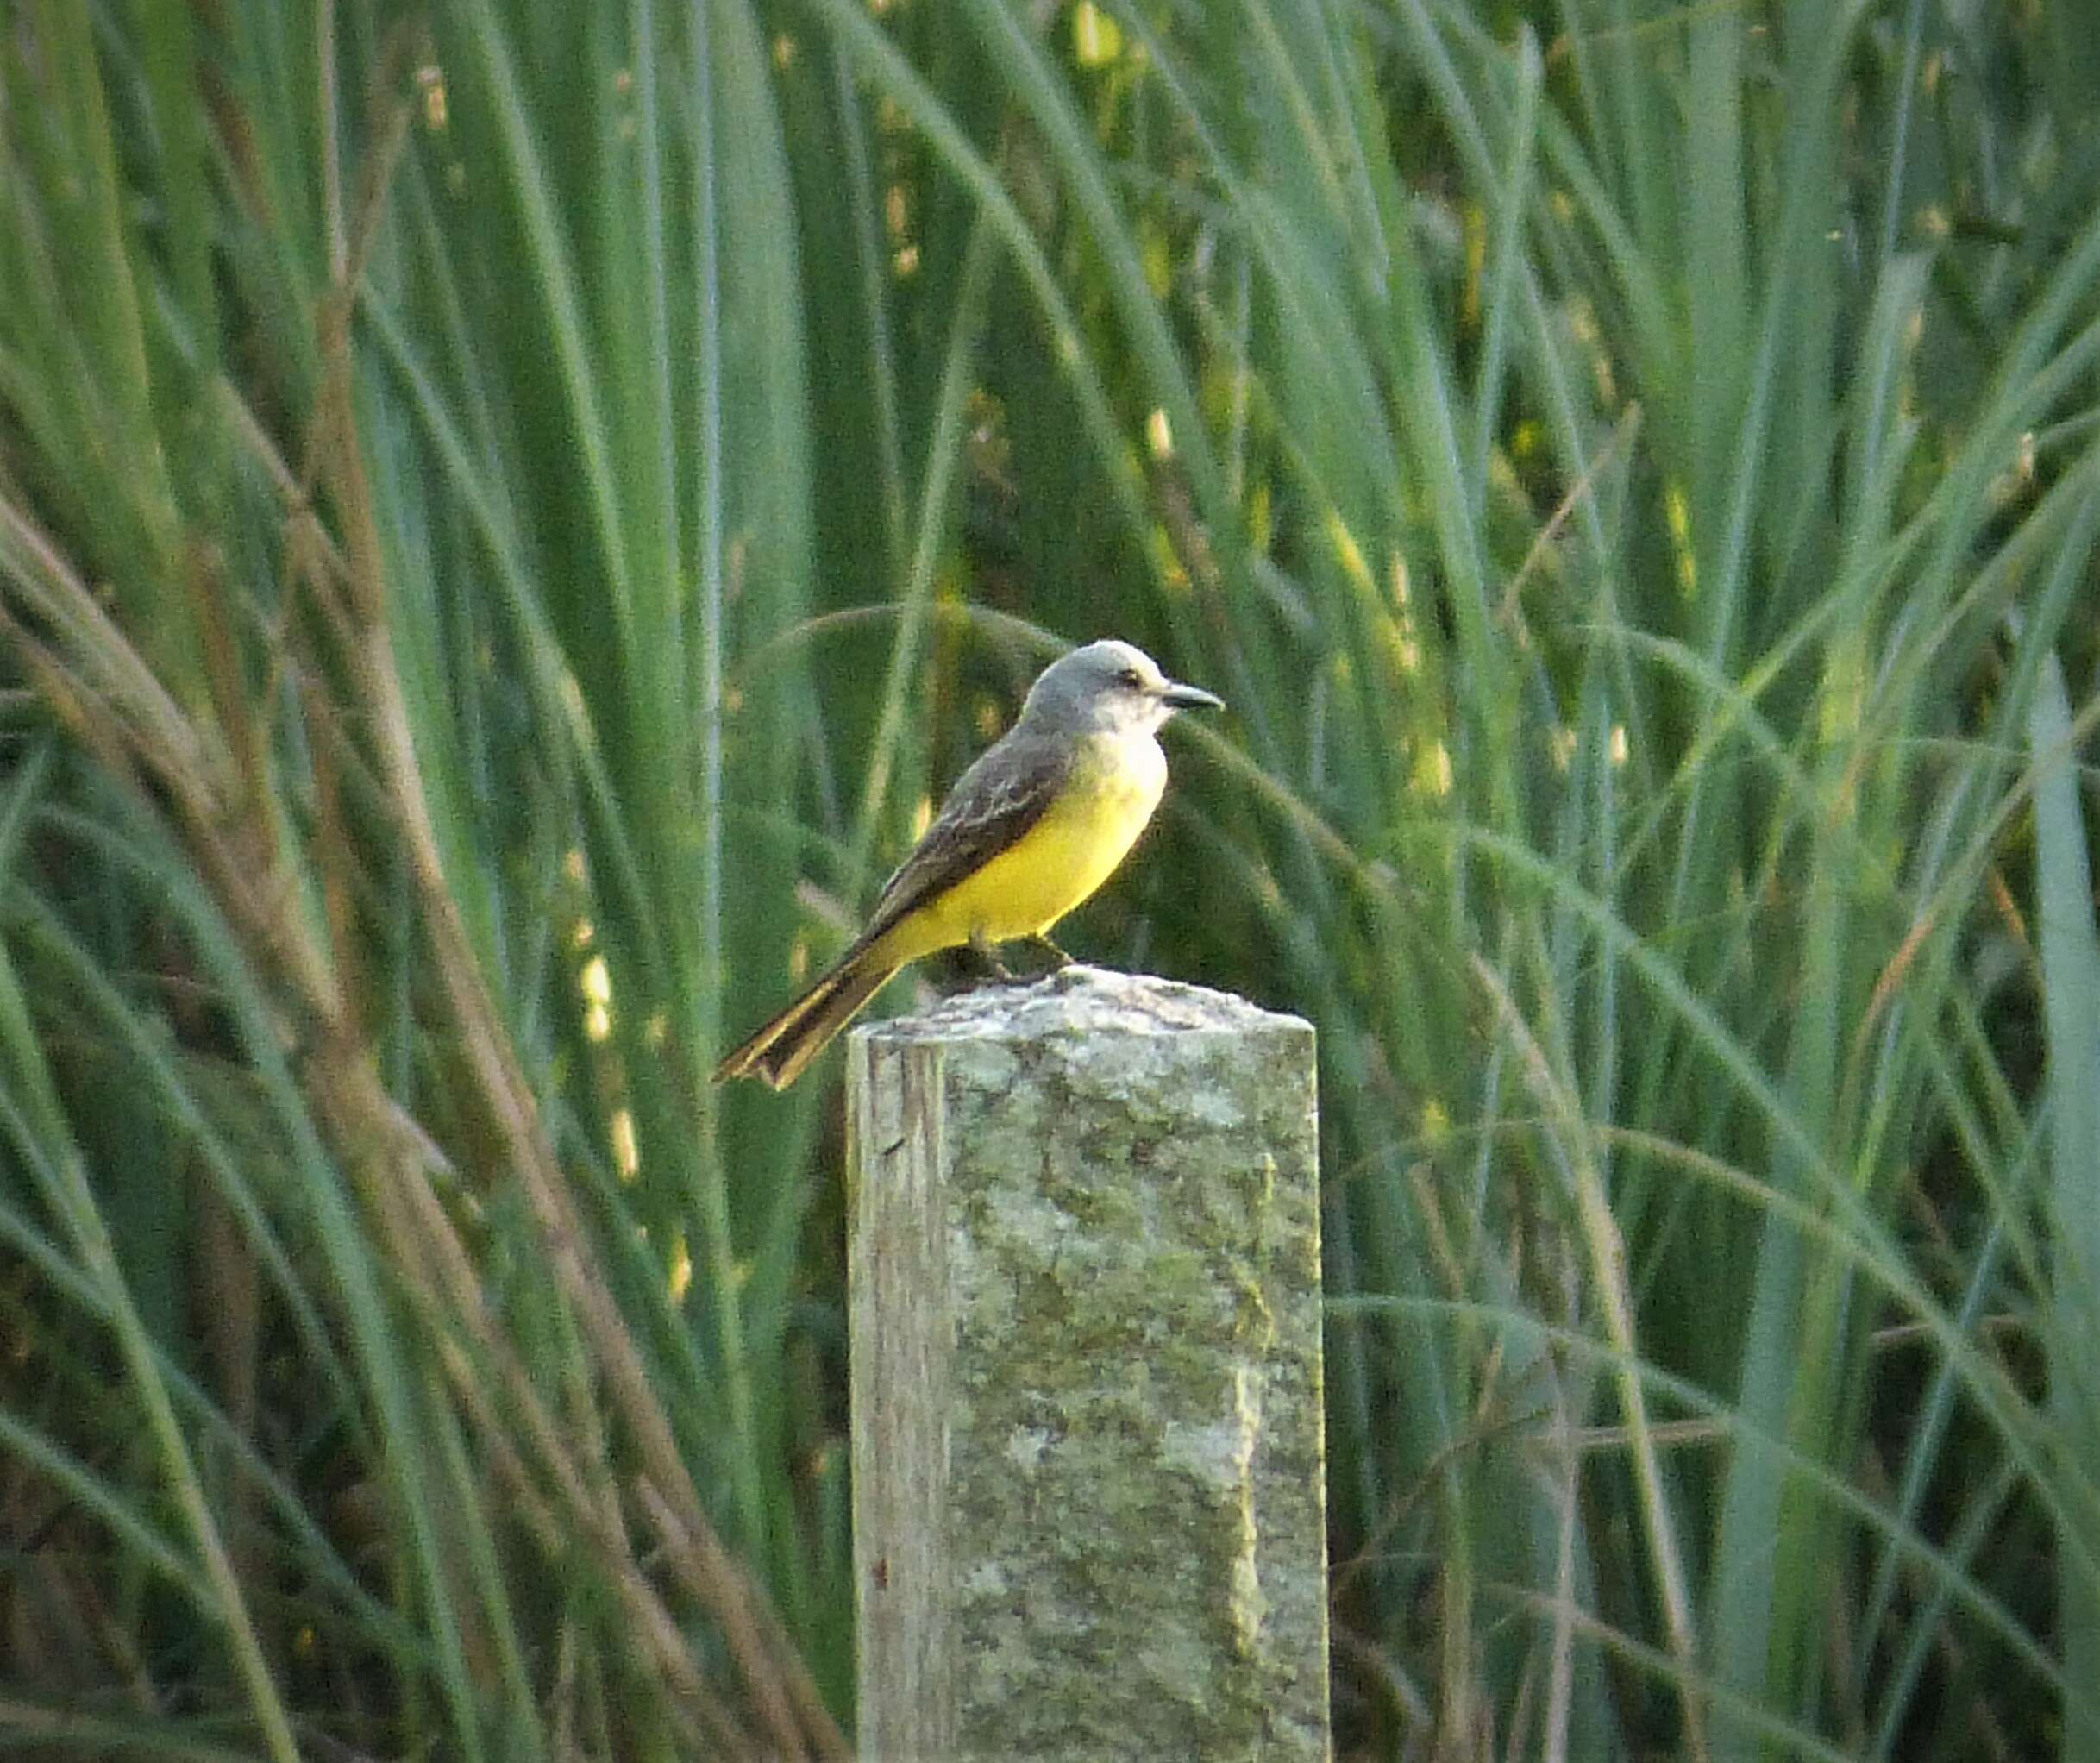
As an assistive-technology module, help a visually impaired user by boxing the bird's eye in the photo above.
[1118,668,1144,688]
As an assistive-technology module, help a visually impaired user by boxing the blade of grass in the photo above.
[2029,649,2100,1763]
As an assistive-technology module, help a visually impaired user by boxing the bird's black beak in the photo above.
[1161,680,1224,712]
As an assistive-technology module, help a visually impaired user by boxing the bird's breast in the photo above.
[920,731,1168,944]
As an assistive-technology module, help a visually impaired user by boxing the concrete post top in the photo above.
[854,964,1313,1049]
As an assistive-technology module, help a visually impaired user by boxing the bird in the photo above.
[713,638,1222,1089]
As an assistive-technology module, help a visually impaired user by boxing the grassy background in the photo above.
[4,1,2100,1757]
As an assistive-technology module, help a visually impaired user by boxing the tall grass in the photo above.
[3,1,2097,1757]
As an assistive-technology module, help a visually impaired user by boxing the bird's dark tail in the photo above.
[711,948,900,1090]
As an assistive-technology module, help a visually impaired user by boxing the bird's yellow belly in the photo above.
[895,736,1166,959]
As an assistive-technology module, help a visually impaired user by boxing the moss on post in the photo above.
[849,967,1329,1761]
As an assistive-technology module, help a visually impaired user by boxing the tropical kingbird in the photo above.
[713,638,1222,1089]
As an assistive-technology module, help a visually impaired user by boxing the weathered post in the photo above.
[848,966,1329,1760]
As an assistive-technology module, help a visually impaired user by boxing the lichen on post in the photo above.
[849,966,1329,1761]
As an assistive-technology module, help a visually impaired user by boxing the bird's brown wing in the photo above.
[853,728,1073,951]
[711,727,1069,1087]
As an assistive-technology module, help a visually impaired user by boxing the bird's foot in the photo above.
[969,931,1019,983]
[1026,934,1074,971]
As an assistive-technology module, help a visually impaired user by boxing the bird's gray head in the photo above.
[1018,638,1224,737]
